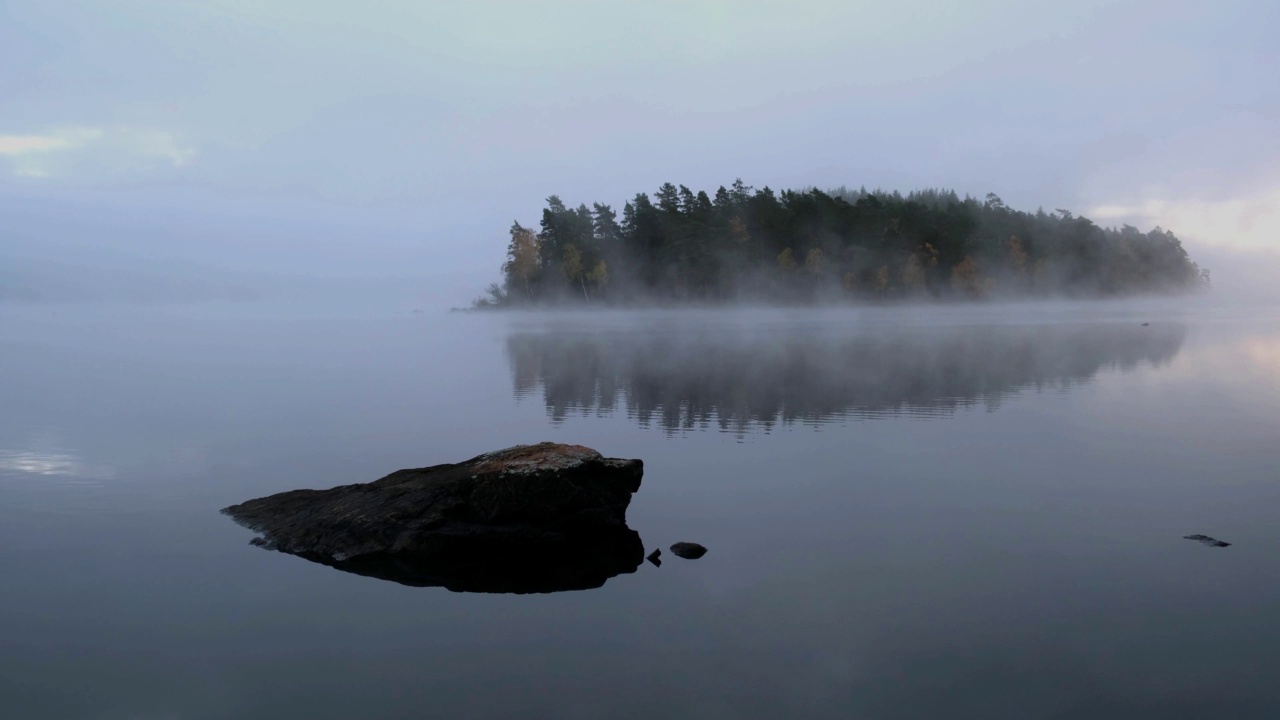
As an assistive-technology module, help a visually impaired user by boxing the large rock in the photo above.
[222,443,645,593]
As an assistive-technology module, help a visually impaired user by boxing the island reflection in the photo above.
[508,321,1186,434]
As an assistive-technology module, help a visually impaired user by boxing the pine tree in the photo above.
[502,222,541,302]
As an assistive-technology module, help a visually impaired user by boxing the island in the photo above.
[475,181,1208,307]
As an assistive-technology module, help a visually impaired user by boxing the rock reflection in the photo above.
[508,322,1186,434]
[264,526,646,594]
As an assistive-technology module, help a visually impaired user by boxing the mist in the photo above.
[6,2,1280,717]
[1176,241,1280,306]
[5,199,1278,312]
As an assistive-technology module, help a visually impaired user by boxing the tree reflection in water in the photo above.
[508,321,1186,435]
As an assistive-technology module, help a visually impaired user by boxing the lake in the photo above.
[2,300,1279,719]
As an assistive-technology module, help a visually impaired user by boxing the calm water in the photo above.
[2,301,1279,719]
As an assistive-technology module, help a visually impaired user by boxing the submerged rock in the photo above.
[670,542,708,559]
[222,442,645,593]
[1184,534,1231,548]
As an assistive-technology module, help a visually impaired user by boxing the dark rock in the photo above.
[1184,534,1231,548]
[222,442,645,593]
[1141,322,1150,326]
[670,542,708,559]
[647,548,662,567]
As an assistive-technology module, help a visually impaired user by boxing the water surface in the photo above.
[2,301,1278,719]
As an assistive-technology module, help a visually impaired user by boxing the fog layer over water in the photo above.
[1,301,1278,718]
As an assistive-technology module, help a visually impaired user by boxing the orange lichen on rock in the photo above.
[472,442,601,475]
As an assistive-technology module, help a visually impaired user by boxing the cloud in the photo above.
[1090,184,1280,250]
[122,128,198,167]
[0,127,104,157]
[0,126,196,178]
[0,135,74,154]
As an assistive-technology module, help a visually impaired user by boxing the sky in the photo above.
[2,0,1277,303]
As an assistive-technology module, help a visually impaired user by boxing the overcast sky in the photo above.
[2,0,1277,300]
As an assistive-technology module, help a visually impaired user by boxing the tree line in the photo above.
[478,180,1208,306]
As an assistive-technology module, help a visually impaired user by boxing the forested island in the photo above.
[477,181,1208,306]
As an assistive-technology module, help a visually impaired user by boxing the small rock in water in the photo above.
[1141,322,1150,326]
[670,542,708,559]
[1184,534,1231,548]
[647,548,662,567]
